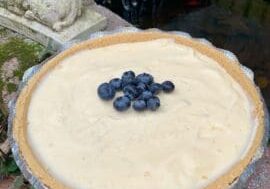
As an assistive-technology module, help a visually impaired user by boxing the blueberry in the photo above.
[109,78,122,91]
[139,90,153,101]
[147,96,160,111]
[97,83,115,100]
[133,99,147,111]
[136,73,154,85]
[121,71,136,87]
[113,96,131,111]
[149,83,163,95]
[123,85,140,100]
[162,81,175,93]
[136,82,148,94]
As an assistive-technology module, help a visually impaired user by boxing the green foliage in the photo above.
[0,156,20,176]
[7,83,17,93]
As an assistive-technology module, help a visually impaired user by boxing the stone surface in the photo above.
[92,4,131,30]
[83,0,95,5]
[1,57,19,105]
[1,0,96,32]
[0,138,9,155]
[0,177,13,189]
[246,148,270,189]
[0,5,107,51]
[0,27,45,107]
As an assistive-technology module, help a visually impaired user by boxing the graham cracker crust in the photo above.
[12,31,265,189]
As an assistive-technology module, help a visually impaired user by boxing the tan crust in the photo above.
[12,31,265,189]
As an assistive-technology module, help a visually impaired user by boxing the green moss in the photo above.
[0,27,8,36]
[0,80,4,92]
[0,37,45,122]
[6,83,17,93]
[0,38,43,76]
[0,37,44,80]
[0,38,43,112]
[0,155,20,176]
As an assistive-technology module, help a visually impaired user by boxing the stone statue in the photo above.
[0,0,94,31]
[0,0,106,51]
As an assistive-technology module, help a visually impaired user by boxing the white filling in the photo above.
[27,39,256,189]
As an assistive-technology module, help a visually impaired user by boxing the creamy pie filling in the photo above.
[27,39,256,189]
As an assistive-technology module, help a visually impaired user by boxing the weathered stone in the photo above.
[0,5,107,51]
[1,57,19,81]
[0,139,9,155]
[83,0,95,5]
[1,0,96,31]
[1,58,20,105]
[246,148,270,189]
[0,32,45,110]
[0,177,13,189]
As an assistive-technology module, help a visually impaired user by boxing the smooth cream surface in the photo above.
[27,39,256,189]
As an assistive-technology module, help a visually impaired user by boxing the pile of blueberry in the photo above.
[97,71,175,112]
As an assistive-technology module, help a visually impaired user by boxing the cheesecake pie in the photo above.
[12,31,265,189]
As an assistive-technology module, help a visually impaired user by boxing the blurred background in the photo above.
[95,0,270,110]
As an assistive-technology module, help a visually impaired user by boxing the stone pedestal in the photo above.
[0,6,107,51]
